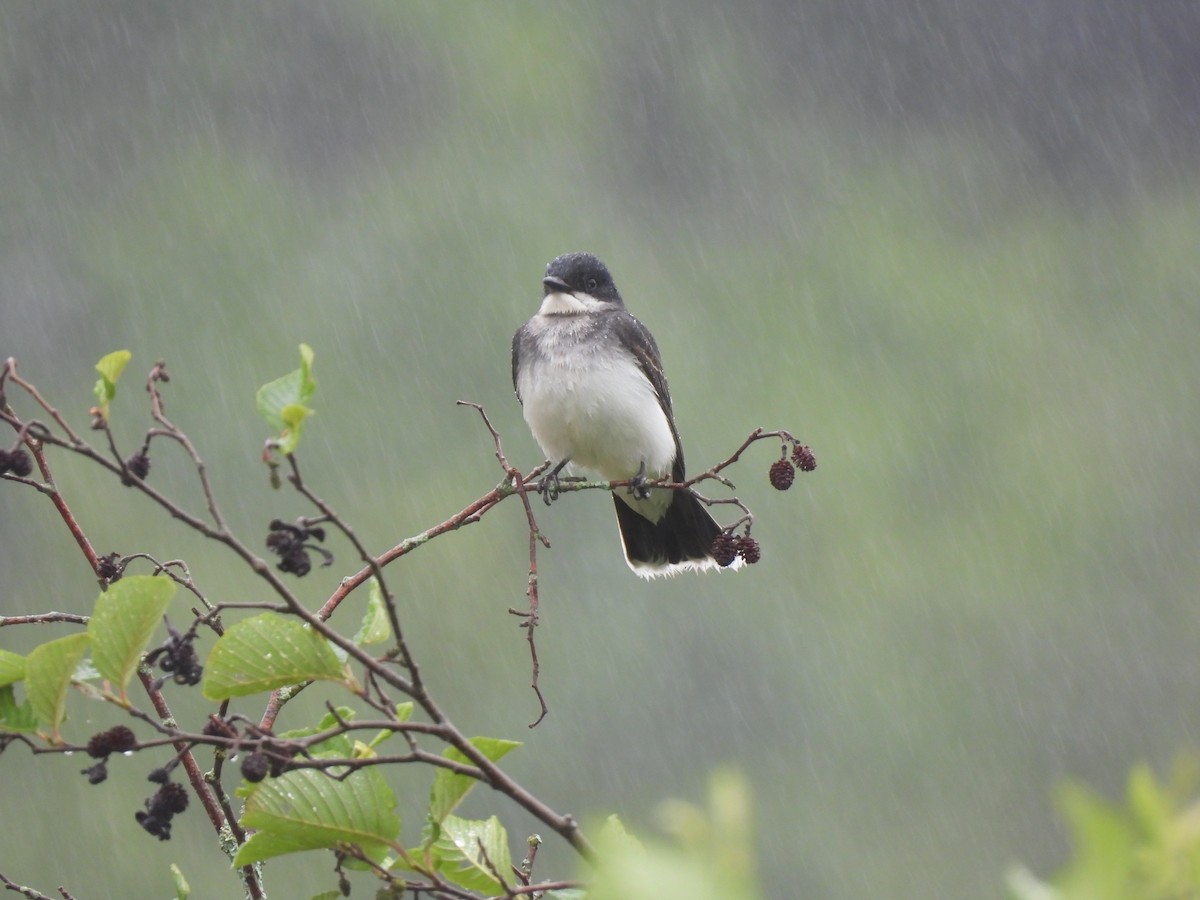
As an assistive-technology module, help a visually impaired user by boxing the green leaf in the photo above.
[354,578,392,646]
[308,893,342,900]
[169,863,191,899]
[1051,780,1136,899]
[87,575,176,700]
[257,343,316,454]
[363,703,410,752]
[1005,864,1062,900]
[95,349,132,387]
[352,702,411,754]
[1126,762,1172,837]
[598,814,642,854]
[272,707,382,761]
[92,350,132,419]
[428,737,521,826]
[25,632,90,739]
[0,685,38,733]
[203,612,346,700]
[233,765,400,866]
[278,706,357,741]
[0,649,26,687]
[71,658,101,683]
[431,815,512,894]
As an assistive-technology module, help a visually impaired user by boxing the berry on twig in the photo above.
[121,448,152,485]
[0,448,34,478]
[710,531,738,567]
[734,534,761,565]
[792,444,817,472]
[266,519,333,577]
[769,457,795,490]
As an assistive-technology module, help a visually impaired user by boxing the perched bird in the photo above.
[511,252,731,577]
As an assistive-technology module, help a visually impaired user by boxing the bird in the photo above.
[511,251,732,577]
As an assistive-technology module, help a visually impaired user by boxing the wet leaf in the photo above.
[87,574,176,701]
[203,612,346,700]
[233,765,399,866]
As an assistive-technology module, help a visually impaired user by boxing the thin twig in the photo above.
[460,401,552,727]
[0,411,102,579]
[0,872,56,900]
[1,358,84,444]
[0,612,88,627]
[285,456,420,686]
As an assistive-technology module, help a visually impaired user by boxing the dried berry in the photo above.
[241,751,270,784]
[135,809,170,840]
[122,449,151,485]
[792,444,817,472]
[82,762,109,784]
[146,619,203,689]
[0,448,33,478]
[710,531,738,568]
[266,519,333,577]
[157,782,189,814]
[202,715,237,739]
[87,725,137,758]
[136,781,189,841]
[735,535,761,565]
[262,740,299,777]
[96,552,122,582]
[769,458,795,490]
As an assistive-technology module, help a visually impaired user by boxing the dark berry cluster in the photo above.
[241,751,271,783]
[767,442,816,491]
[87,725,137,757]
[792,444,816,472]
[710,531,738,567]
[121,448,151,485]
[202,714,238,740]
[736,534,761,564]
[710,532,762,567]
[240,736,301,782]
[0,447,33,478]
[81,725,139,784]
[145,619,203,689]
[266,519,333,577]
[768,458,795,490]
[96,551,123,583]
[136,781,189,841]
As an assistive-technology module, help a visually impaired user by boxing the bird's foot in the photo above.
[537,460,571,506]
[627,460,652,501]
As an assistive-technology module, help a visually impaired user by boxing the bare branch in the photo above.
[0,612,89,628]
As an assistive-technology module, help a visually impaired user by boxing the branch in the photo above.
[458,401,551,727]
[2,360,812,896]
[0,612,89,628]
[0,872,57,900]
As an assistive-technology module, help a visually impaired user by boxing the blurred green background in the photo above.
[2,2,1199,897]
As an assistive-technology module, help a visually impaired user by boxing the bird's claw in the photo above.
[627,461,652,501]
[537,472,561,506]
[537,460,571,506]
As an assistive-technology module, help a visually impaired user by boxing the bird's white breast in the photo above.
[516,309,676,485]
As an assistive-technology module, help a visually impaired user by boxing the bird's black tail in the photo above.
[613,489,729,577]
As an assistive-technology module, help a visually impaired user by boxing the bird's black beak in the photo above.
[542,275,572,295]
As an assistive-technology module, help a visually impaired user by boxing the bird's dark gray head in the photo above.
[543,252,622,304]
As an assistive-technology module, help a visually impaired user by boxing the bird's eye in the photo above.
[585,277,599,291]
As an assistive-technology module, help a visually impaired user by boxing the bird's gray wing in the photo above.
[511,325,526,405]
[612,311,687,481]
